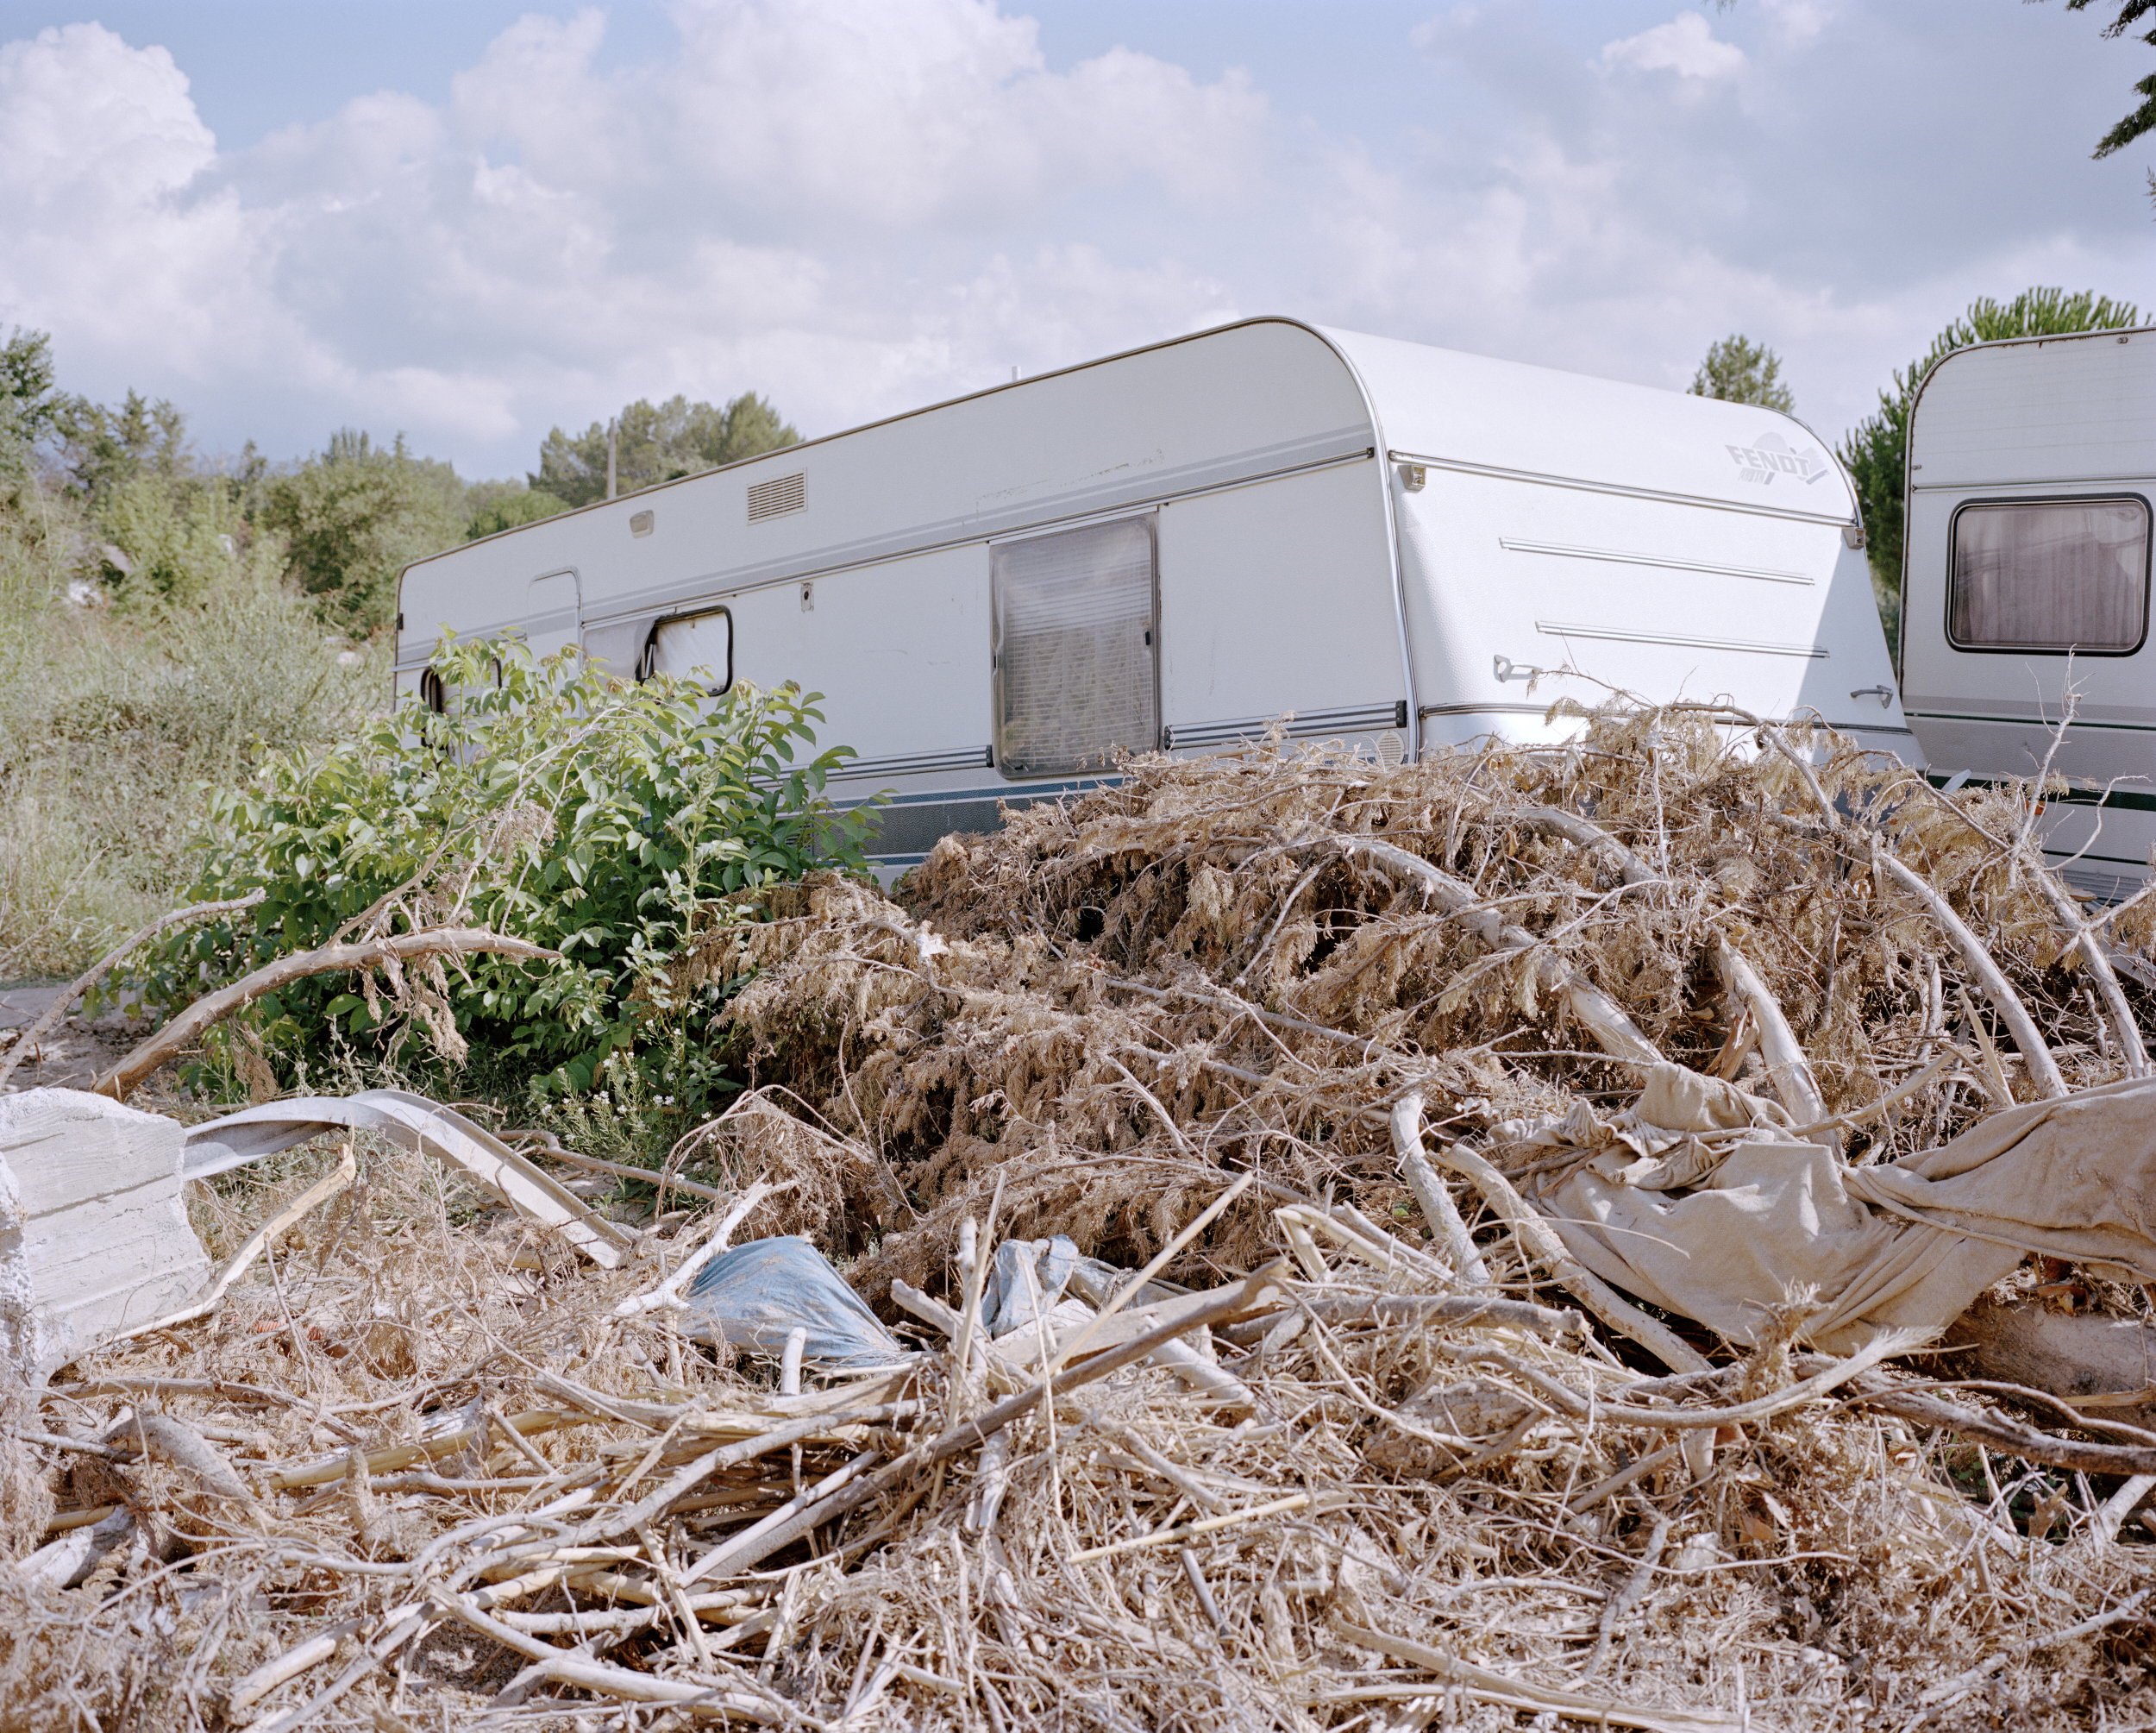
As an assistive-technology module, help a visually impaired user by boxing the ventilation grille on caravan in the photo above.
[746,473,806,523]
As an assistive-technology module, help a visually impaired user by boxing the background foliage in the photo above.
[0,507,381,979]
[533,392,800,508]
[1686,333,1795,412]
[0,323,814,1010]
[257,429,468,633]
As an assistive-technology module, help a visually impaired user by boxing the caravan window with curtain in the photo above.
[1948,497,2150,654]
[992,517,1158,778]
[641,607,733,694]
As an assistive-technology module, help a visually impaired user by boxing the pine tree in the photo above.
[1688,335,1795,413]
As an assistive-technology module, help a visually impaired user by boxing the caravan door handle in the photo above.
[1848,685,1893,708]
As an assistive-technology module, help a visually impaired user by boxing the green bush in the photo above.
[533,392,799,508]
[135,637,871,1112]
[91,472,285,610]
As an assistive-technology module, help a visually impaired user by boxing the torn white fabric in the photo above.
[1516,1066,2156,1353]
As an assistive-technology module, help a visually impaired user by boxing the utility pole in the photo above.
[606,418,617,501]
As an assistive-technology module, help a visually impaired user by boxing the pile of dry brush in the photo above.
[4,703,2156,1731]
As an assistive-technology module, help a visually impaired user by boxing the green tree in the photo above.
[92,471,284,611]
[463,479,570,541]
[33,386,280,612]
[0,328,59,487]
[2055,2,2156,158]
[1688,334,1794,412]
[49,388,188,502]
[260,429,467,633]
[532,392,800,507]
[1840,286,2141,661]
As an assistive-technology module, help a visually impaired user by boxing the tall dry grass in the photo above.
[0,493,385,981]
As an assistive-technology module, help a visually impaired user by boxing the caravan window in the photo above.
[993,517,1157,777]
[1948,497,2150,654]
[641,607,733,694]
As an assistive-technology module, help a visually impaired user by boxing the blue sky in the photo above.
[2,2,2152,483]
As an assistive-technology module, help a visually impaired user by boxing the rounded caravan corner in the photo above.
[1902,322,2156,524]
[1907,321,2156,424]
[1325,324,1897,761]
[1280,326,1424,763]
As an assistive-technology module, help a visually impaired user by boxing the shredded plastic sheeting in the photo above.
[683,1234,906,1368]
[1541,1065,2156,1353]
[981,1234,1080,1337]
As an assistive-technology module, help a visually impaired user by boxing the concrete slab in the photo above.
[0,1087,210,1379]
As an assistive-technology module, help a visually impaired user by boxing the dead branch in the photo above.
[0,888,267,1089]
[1430,1140,1710,1374]
[1327,834,1662,1064]
[93,926,556,1100]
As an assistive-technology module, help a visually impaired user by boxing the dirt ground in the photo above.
[0,983,150,1091]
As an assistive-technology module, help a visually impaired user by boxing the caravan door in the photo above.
[524,570,580,662]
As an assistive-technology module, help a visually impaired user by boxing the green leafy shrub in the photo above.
[91,472,286,611]
[133,637,871,1111]
[462,482,568,541]
[524,1046,742,1196]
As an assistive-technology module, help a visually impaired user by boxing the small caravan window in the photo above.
[1948,497,2150,654]
[992,516,1158,778]
[641,607,733,694]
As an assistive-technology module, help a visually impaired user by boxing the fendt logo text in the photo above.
[1725,429,1830,487]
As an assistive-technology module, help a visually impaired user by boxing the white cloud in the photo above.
[0,23,212,208]
[1598,13,1746,82]
[1758,0,1834,48]
[0,0,2151,487]
[0,2,1278,470]
[0,25,298,380]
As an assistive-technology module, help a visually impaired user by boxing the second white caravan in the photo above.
[1901,326,2156,898]
[397,318,1909,874]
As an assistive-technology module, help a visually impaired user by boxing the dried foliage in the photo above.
[5,709,2155,1731]
[711,706,2156,1286]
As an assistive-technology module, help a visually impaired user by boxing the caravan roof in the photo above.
[417,317,1863,644]
[1908,324,2156,491]
[1326,324,1858,527]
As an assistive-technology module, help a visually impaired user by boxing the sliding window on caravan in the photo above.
[639,606,734,694]
[991,516,1159,777]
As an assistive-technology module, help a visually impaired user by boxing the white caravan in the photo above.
[397,318,1908,875]
[1901,326,2156,899]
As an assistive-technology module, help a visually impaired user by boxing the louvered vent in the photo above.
[746,472,806,523]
